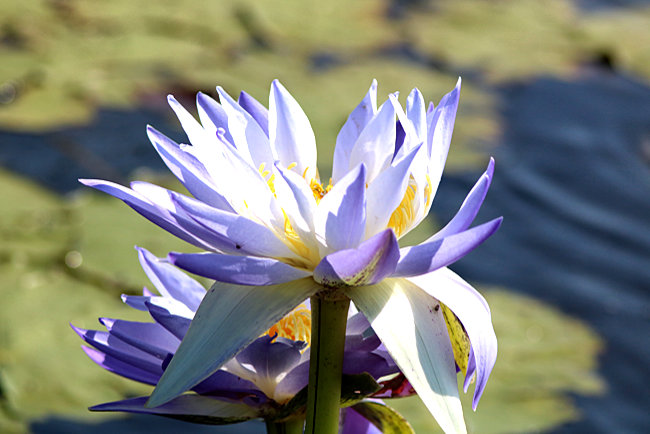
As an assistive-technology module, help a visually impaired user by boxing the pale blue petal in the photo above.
[427,78,461,200]
[169,252,311,286]
[269,80,317,179]
[136,246,205,311]
[146,126,233,211]
[349,99,396,182]
[345,279,466,433]
[170,191,297,259]
[393,218,503,278]
[314,164,366,255]
[146,278,321,408]
[406,88,426,142]
[333,80,378,183]
[78,179,214,251]
[216,86,274,168]
[92,395,258,421]
[408,268,497,410]
[313,229,399,287]
[365,145,421,238]
[238,90,269,136]
[196,92,235,145]
[426,158,495,242]
[167,95,213,149]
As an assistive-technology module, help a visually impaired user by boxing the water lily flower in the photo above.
[80,79,501,433]
[73,247,405,430]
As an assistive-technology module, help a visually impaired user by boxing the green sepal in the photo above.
[349,400,415,434]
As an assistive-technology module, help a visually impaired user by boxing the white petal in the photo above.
[348,99,396,183]
[216,86,274,169]
[332,80,378,183]
[346,279,467,434]
[269,80,318,181]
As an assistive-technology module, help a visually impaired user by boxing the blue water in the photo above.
[437,72,650,433]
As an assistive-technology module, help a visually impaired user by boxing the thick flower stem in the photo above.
[305,293,351,434]
[265,418,305,434]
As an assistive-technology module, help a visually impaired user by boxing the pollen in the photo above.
[387,174,433,238]
[266,303,312,345]
[303,167,332,203]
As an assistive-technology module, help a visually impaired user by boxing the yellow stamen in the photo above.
[387,174,433,238]
[266,303,312,345]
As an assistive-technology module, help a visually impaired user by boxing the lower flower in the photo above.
[72,247,411,431]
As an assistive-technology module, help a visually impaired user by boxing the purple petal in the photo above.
[169,252,311,286]
[342,352,397,379]
[216,86,273,169]
[170,192,296,259]
[269,80,317,178]
[196,92,235,145]
[78,179,214,251]
[315,164,367,254]
[90,395,258,421]
[427,79,461,196]
[82,346,161,385]
[427,158,495,242]
[313,229,399,287]
[73,326,163,374]
[146,126,233,211]
[406,88,426,141]
[408,268,497,409]
[238,91,269,136]
[393,217,503,278]
[341,406,382,434]
[192,370,261,399]
[348,99,397,182]
[235,336,304,384]
[145,301,192,340]
[137,246,205,311]
[274,360,310,399]
[333,80,378,183]
[100,318,179,360]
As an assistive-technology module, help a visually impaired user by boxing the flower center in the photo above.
[387,174,433,238]
[266,303,311,346]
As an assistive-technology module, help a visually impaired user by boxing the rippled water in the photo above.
[436,72,650,433]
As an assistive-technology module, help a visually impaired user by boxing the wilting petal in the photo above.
[333,79,378,183]
[146,278,321,408]
[92,395,258,423]
[169,252,311,285]
[146,126,233,211]
[393,218,503,278]
[427,159,495,242]
[239,90,269,136]
[348,99,396,182]
[269,80,317,180]
[137,247,205,311]
[346,400,415,434]
[313,229,399,287]
[345,279,466,434]
[314,164,367,255]
[408,268,497,410]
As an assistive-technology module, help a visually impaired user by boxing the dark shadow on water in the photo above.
[0,107,183,194]
[30,414,264,434]
[435,72,650,433]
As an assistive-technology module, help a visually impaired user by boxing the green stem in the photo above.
[305,293,351,434]
[265,417,305,434]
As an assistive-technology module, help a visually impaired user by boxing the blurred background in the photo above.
[1,0,649,433]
